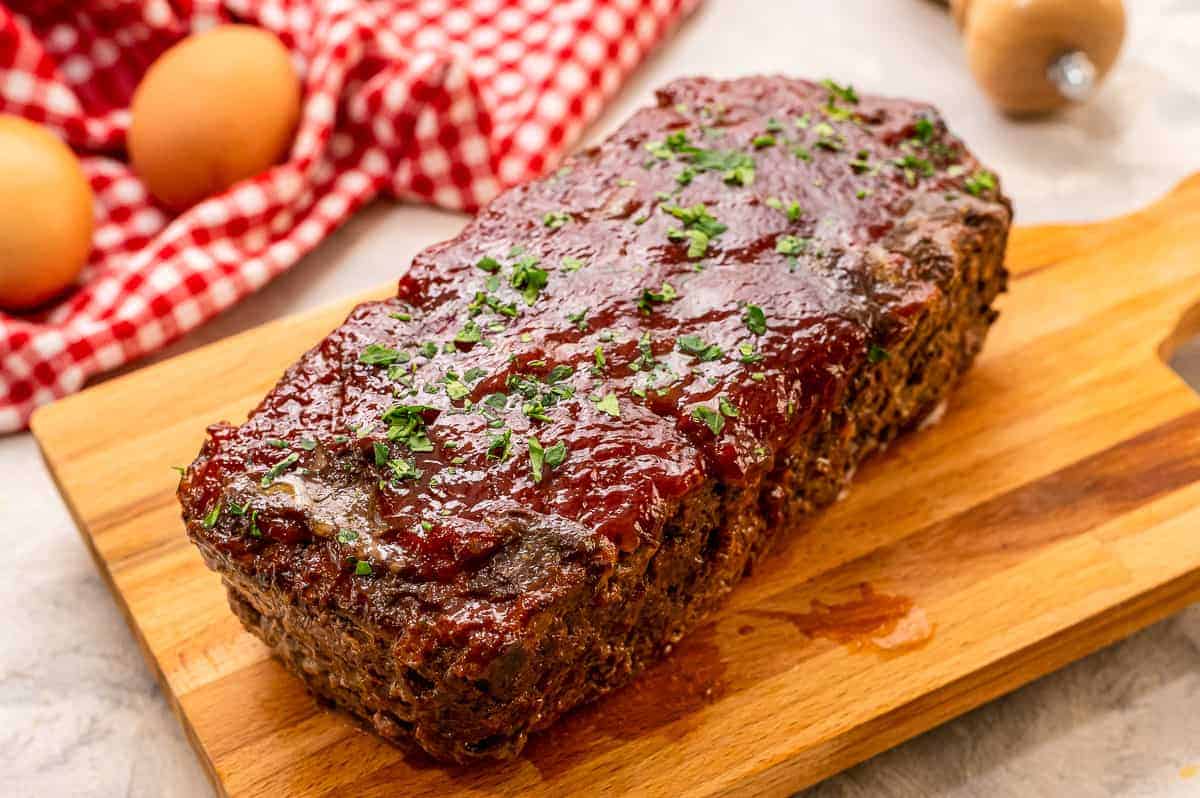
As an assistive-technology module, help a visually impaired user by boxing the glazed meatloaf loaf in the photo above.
[179,75,1010,763]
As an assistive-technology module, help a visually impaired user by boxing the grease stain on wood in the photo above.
[750,584,935,655]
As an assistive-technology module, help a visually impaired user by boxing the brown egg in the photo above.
[0,116,94,311]
[129,24,301,211]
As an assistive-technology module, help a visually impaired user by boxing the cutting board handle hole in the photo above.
[1164,300,1200,394]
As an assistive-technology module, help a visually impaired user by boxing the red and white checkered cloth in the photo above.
[0,0,699,431]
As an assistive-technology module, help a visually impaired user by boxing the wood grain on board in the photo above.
[31,174,1200,797]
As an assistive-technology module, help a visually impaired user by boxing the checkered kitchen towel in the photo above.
[0,0,699,431]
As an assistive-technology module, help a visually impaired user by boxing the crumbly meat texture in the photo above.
[179,75,1011,763]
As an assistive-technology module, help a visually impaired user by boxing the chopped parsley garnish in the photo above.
[892,154,935,186]
[445,378,470,401]
[545,441,568,469]
[510,257,549,304]
[468,290,518,319]
[692,405,725,436]
[812,122,844,152]
[820,78,859,105]
[667,228,710,258]
[463,367,488,383]
[849,150,874,174]
[527,436,546,483]
[776,235,806,255]
[455,320,483,344]
[526,436,568,483]
[337,529,358,544]
[738,342,764,363]
[382,404,434,452]
[487,429,513,461]
[766,117,784,133]
[522,399,552,422]
[765,197,802,221]
[543,211,572,229]
[643,132,756,186]
[664,203,727,237]
[267,439,288,449]
[914,117,935,144]
[677,334,723,362]
[298,439,317,451]
[752,134,776,149]
[562,256,587,272]
[567,307,589,331]
[593,345,606,371]
[171,465,186,476]
[662,203,727,260]
[373,441,389,465]
[418,342,438,359]
[389,311,412,321]
[476,256,502,273]
[353,560,373,576]
[719,396,739,418]
[388,457,421,481]
[261,453,299,488]
[249,510,261,538]
[868,345,890,363]
[964,169,997,196]
[593,393,621,418]
[359,344,406,366]
[743,304,767,335]
[203,501,221,529]
[637,281,678,313]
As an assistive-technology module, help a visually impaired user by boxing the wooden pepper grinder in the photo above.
[947,0,1126,114]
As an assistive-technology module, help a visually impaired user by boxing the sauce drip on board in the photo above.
[754,583,935,654]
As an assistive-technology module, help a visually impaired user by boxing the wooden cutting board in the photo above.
[31,174,1200,798]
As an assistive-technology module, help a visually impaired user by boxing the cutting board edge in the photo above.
[32,436,233,798]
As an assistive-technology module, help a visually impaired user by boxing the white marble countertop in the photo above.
[4,1,1200,795]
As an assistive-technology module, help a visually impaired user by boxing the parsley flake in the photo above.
[964,169,997,196]
[637,282,678,313]
[567,307,589,331]
[820,78,859,105]
[261,453,299,488]
[543,211,572,229]
[677,334,723,362]
[593,393,621,418]
[487,429,513,461]
[475,256,502,273]
[510,257,549,304]
[776,235,806,255]
[743,304,767,335]
[455,320,483,344]
[692,405,725,436]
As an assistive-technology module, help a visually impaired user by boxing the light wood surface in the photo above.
[31,174,1200,797]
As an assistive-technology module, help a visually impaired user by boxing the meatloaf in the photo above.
[178,75,1011,763]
